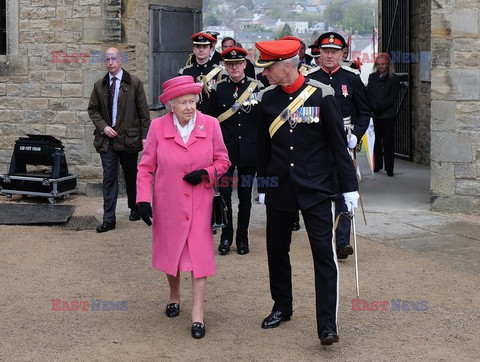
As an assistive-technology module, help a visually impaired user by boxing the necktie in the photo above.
[109,76,117,120]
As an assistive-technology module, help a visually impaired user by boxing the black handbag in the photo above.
[211,168,228,229]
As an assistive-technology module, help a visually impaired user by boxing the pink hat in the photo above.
[158,75,202,104]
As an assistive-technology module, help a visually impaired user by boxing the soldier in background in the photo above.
[178,32,223,115]
[306,32,371,260]
[210,47,263,255]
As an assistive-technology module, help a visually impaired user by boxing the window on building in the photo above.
[0,0,6,54]
[149,6,202,108]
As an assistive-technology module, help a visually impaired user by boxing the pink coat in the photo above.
[136,111,230,278]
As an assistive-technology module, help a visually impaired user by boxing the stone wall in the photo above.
[0,0,201,193]
[430,0,480,213]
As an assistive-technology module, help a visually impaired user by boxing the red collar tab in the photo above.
[321,65,341,75]
[282,74,305,94]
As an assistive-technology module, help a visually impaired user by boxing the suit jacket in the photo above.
[307,65,371,140]
[367,72,400,119]
[210,76,263,167]
[257,77,358,212]
[88,69,150,152]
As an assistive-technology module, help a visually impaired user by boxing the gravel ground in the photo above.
[0,195,479,361]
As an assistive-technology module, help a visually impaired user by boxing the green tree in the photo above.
[323,0,347,26]
[204,13,221,27]
[277,23,293,39]
[343,3,372,32]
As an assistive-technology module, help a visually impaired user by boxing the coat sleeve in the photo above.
[136,119,159,203]
[205,117,231,187]
[256,102,271,194]
[134,79,151,139]
[87,80,109,133]
[322,94,359,193]
[352,75,372,140]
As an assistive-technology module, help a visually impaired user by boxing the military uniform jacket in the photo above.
[178,60,222,115]
[307,66,371,139]
[257,77,358,212]
[210,76,262,167]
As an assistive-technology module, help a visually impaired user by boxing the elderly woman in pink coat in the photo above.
[136,75,230,339]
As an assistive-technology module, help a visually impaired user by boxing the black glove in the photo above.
[139,202,152,226]
[183,169,208,185]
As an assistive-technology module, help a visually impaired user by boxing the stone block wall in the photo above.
[430,0,480,213]
[0,0,201,193]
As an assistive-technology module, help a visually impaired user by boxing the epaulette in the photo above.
[185,53,194,67]
[246,77,265,89]
[306,79,335,97]
[178,64,193,74]
[211,78,227,91]
[258,84,278,102]
[303,66,320,76]
[341,65,360,75]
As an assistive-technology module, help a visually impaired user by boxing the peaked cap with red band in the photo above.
[280,35,303,44]
[255,40,301,68]
[191,32,216,45]
[308,39,321,57]
[317,32,347,50]
[221,46,248,62]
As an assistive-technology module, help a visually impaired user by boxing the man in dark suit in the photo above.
[306,32,371,259]
[255,39,359,345]
[210,46,263,255]
[88,48,150,232]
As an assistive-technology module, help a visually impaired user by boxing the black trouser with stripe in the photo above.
[219,165,256,245]
[266,199,339,337]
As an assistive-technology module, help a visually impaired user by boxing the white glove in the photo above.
[343,191,359,213]
[347,134,357,149]
[258,193,265,205]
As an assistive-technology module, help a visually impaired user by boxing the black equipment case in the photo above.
[0,135,78,203]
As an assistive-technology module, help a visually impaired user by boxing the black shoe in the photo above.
[218,240,231,255]
[387,171,394,177]
[165,303,180,318]
[96,222,116,233]
[237,242,249,255]
[191,322,205,339]
[337,244,354,259]
[129,209,141,221]
[292,221,300,231]
[320,325,339,345]
[261,310,291,329]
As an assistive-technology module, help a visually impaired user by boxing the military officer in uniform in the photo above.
[178,32,223,115]
[210,47,263,255]
[308,40,322,67]
[306,32,371,260]
[255,39,359,345]
[184,31,222,66]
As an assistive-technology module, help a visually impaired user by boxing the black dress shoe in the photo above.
[129,209,141,221]
[261,310,291,329]
[165,303,180,318]
[191,322,205,339]
[387,171,394,177]
[320,325,339,345]
[337,244,354,259]
[292,221,300,231]
[218,240,231,255]
[96,222,116,233]
[237,242,249,255]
